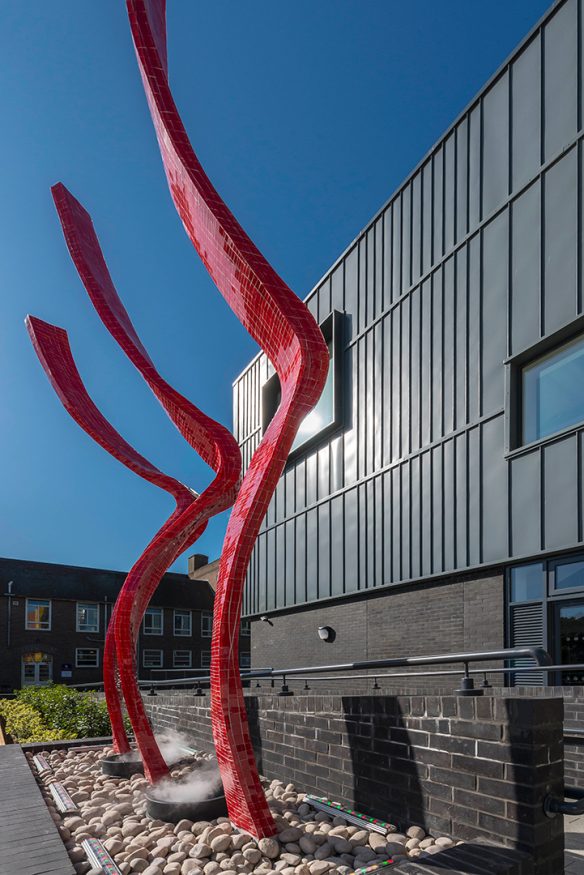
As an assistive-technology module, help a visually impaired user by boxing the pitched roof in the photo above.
[0,556,215,610]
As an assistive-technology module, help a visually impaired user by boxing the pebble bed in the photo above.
[27,746,463,875]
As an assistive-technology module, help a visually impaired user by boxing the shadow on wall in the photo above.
[245,697,265,777]
[342,696,428,833]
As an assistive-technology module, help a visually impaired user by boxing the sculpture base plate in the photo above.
[145,771,227,823]
[101,753,144,778]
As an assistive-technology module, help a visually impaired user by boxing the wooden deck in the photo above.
[0,745,75,875]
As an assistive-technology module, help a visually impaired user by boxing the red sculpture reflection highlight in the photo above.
[127,0,330,836]
[29,184,242,784]
[25,315,196,759]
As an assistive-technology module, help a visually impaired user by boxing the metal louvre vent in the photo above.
[509,602,545,685]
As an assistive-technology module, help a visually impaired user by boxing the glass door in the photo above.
[21,654,53,686]
[555,601,584,684]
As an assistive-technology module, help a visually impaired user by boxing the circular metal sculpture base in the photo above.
[145,771,227,823]
[101,753,144,778]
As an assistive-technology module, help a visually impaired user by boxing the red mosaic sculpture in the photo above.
[127,0,330,836]
[25,314,196,759]
[29,184,242,783]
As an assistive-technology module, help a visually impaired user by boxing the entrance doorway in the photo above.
[21,653,53,686]
[555,601,584,685]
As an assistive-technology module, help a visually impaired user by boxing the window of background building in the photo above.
[174,609,192,637]
[201,651,211,668]
[76,602,99,633]
[240,653,251,669]
[522,333,584,444]
[201,611,212,637]
[241,619,251,637]
[25,598,51,631]
[143,649,163,668]
[143,607,163,635]
[75,648,99,668]
[173,650,192,668]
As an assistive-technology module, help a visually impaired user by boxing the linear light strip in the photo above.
[48,782,79,815]
[32,754,52,774]
[305,795,395,835]
[351,860,396,875]
[82,839,123,875]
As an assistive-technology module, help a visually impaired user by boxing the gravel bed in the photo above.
[27,746,463,875]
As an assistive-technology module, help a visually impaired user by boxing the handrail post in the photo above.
[455,661,482,697]
[278,674,293,697]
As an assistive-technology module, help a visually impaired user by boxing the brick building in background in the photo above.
[0,555,250,692]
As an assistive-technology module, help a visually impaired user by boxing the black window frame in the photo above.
[505,315,584,453]
[261,310,345,463]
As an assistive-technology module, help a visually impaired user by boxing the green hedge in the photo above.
[0,684,130,743]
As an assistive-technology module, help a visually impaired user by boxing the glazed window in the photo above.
[521,333,584,444]
[174,610,192,637]
[241,619,251,637]
[143,607,163,635]
[261,311,344,459]
[201,651,212,669]
[75,648,99,668]
[173,650,192,668]
[76,602,99,633]
[143,649,163,668]
[201,611,213,637]
[240,653,251,669]
[25,599,51,631]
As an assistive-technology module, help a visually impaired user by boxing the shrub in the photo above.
[15,684,120,739]
[0,699,69,743]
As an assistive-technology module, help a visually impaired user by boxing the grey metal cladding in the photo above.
[234,0,584,615]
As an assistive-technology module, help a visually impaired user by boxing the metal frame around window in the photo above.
[200,650,212,668]
[173,649,192,668]
[76,601,100,633]
[75,647,99,668]
[261,310,345,463]
[173,609,192,637]
[241,619,251,637]
[548,552,584,597]
[504,315,584,454]
[143,607,163,636]
[25,598,51,632]
[143,649,163,668]
[201,611,212,637]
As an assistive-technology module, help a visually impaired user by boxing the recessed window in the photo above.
[201,611,213,637]
[76,602,99,633]
[143,649,163,668]
[261,311,343,459]
[522,333,584,444]
[241,619,251,637]
[553,557,584,591]
[174,609,192,637]
[201,651,212,669]
[75,648,99,668]
[240,653,251,669]
[173,650,192,668]
[25,599,51,631]
[143,607,163,636]
[509,563,545,602]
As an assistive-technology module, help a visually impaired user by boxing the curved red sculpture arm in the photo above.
[25,315,196,756]
[127,0,329,836]
[49,184,242,783]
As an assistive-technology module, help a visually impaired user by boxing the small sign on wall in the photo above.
[61,663,72,678]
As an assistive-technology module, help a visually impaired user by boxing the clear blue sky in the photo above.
[0,0,550,574]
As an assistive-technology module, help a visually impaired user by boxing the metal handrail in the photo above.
[67,646,554,691]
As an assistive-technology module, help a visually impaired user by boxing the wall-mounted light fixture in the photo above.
[318,625,335,643]
[260,615,274,626]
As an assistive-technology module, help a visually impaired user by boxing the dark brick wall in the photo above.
[144,691,563,874]
[251,570,505,688]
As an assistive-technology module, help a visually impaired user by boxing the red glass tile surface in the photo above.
[27,184,241,783]
[127,0,329,836]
